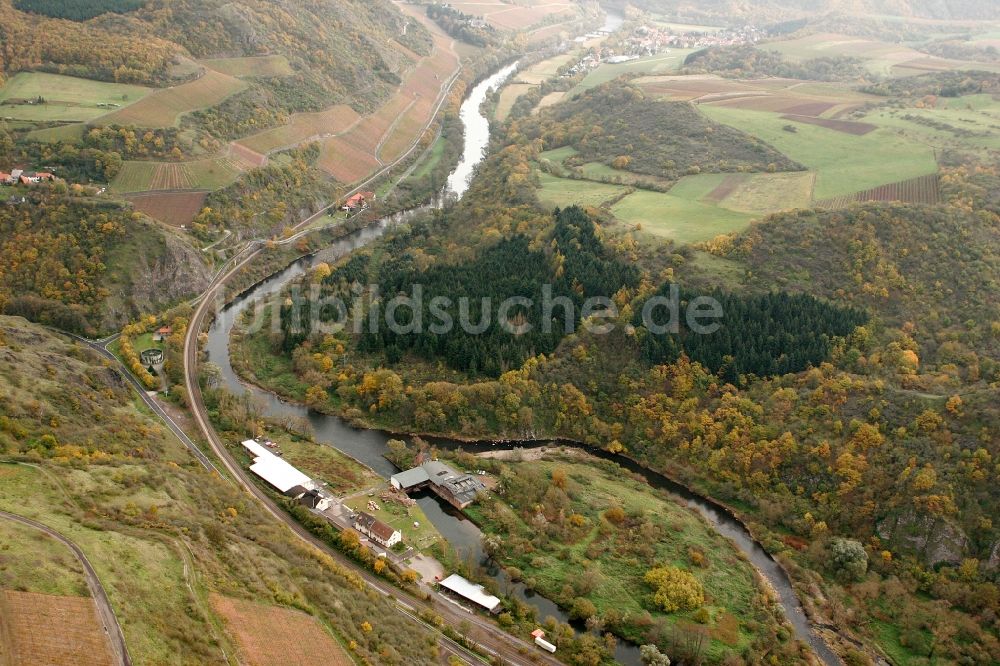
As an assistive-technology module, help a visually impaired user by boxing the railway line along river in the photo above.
[204,18,842,666]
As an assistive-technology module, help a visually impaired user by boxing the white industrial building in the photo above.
[241,439,331,510]
[438,574,502,614]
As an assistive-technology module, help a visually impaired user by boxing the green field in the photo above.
[536,171,630,209]
[0,72,152,122]
[862,96,1000,157]
[110,162,159,192]
[24,123,86,143]
[572,50,695,94]
[185,157,243,189]
[612,189,754,244]
[699,105,937,199]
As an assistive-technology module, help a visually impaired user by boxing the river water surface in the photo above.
[205,12,841,665]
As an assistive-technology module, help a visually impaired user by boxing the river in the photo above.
[204,10,841,665]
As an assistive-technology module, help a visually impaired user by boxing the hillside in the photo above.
[0,191,211,336]
[519,81,802,181]
[611,0,998,23]
[0,315,438,664]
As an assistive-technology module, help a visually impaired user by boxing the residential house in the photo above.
[342,191,375,212]
[153,326,173,342]
[352,511,401,548]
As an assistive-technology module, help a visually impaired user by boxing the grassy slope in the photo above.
[0,519,89,597]
[468,453,764,659]
[0,316,436,664]
[0,72,151,122]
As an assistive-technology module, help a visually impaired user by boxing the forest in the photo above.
[426,4,500,48]
[191,144,339,239]
[243,96,1000,663]
[636,287,868,382]
[12,0,145,20]
[281,206,639,377]
[683,45,871,82]
[517,82,802,180]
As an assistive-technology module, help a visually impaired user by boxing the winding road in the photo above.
[0,510,131,666]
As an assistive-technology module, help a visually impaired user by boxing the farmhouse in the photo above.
[390,460,486,509]
[438,574,501,614]
[240,439,334,509]
[342,191,375,212]
[352,511,401,548]
[1,168,58,186]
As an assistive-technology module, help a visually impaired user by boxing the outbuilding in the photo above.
[438,574,501,614]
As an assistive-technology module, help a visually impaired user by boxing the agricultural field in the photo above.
[637,74,874,118]
[24,122,86,143]
[699,105,938,199]
[495,83,535,120]
[572,50,696,94]
[112,157,242,193]
[536,171,630,209]
[0,72,151,122]
[126,191,208,227]
[815,173,941,208]
[210,595,352,666]
[764,32,1000,77]
[237,104,360,156]
[0,590,114,666]
[447,0,577,30]
[200,55,294,78]
[611,189,754,244]
[98,69,246,128]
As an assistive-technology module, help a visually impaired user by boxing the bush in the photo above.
[644,565,704,613]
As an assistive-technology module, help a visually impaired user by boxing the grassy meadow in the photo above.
[698,105,938,199]
[611,190,755,244]
[0,72,151,122]
[572,50,695,94]
[0,516,90,597]
[467,452,769,659]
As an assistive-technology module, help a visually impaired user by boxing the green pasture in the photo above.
[0,72,151,122]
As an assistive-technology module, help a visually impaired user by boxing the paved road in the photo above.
[0,510,131,666]
[55,330,220,475]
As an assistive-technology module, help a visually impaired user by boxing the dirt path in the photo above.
[0,510,131,666]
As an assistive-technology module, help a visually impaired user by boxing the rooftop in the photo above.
[241,439,312,494]
[439,574,501,613]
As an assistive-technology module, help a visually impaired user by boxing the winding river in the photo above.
[205,12,841,666]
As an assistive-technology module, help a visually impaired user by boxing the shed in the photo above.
[390,466,430,490]
[439,574,501,613]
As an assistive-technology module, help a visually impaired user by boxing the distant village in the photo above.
[564,21,764,75]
